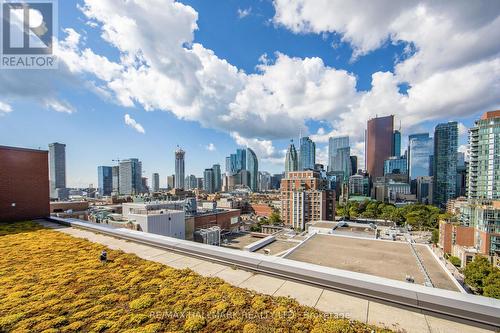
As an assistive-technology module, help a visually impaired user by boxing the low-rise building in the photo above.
[439,200,500,266]
[128,208,185,239]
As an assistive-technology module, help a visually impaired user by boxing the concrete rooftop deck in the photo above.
[37,220,496,333]
[286,234,460,292]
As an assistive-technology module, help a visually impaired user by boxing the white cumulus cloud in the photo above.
[124,114,145,134]
[0,101,13,115]
[206,143,216,151]
[44,98,76,114]
[237,7,252,19]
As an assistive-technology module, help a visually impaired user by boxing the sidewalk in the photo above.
[38,220,494,333]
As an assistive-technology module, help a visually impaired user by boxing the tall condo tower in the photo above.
[299,137,316,171]
[175,146,185,189]
[48,142,66,199]
[285,140,298,175]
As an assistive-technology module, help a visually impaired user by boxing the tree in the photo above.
[449,256,461,267]
[380,205,396,222]
[268,211,282,225]
[483,269,500,299]
[431,229,439,244]
[463,256,495,295]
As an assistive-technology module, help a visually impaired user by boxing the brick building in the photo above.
[187,209,241,232]
[280,170,336,230]
[0,146,49,221]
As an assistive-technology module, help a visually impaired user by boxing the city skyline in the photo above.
[0,0,492,186]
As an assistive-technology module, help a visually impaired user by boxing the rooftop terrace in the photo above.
[286,234,460,292]
[3,219,497,333]
[0,221,383,332]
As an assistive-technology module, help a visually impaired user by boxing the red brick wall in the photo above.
[0,146,49,221]
[50,201,89,213]
[192,209,241,231]
[455,226,474,247]
[439,221,453,253]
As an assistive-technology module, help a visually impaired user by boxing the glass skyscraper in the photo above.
[328,136,351,181]
[246,148,258,192]
[151,173,160,192]
[299,136,316,171]
[408,133,433,180]
[285,140,298,175]
[433,122,458,206]
[384,157,407,175]
[98,166,113,196]
[212,164,222,192]
[203,168,215,194]
[236,149,246,172]
[468,111,500,200]
[48,142,66,199]
[175,147,185,189]
[393,130,401,157]
[226,150,246,176]
[119,158,142,195]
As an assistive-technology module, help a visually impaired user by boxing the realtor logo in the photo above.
[1,0,58,69]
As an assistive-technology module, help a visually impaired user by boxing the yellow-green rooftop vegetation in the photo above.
[0,221,391,332]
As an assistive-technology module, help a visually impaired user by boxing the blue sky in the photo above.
[1,0,498,187]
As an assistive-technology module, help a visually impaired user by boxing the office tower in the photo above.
[456,160,467,198]
[167,175,175,190]
[280,170,335,230]
[175,147,185,189]
[119,158,142,195]
[468,111,500,200]
[112,166,120,194]
[152,173,160,192]
[350,156,358,175]
[328,136,351,181]
[204,168,215,194]
[429,155,434,177]
[393,130,401,157]
[226,149,247,176]
[384,157,407,175]
[270,174,284,190]
[299,137,316,171]
[185,175,197,190]
[197,177,204,189]
[141,177,148,193]
[246,148,258,192]
[408,133,433,180]
[212,164,222,192]
[259,171,271,191]
[236,149,247,172]
[433,122,458,206]
[416,176,433,204]
[285,140,298,175]
[97,166,113,196]
[239,169,250,188]
[365,115,394,178]
[226,153,238,175]
[48,142,66,199]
